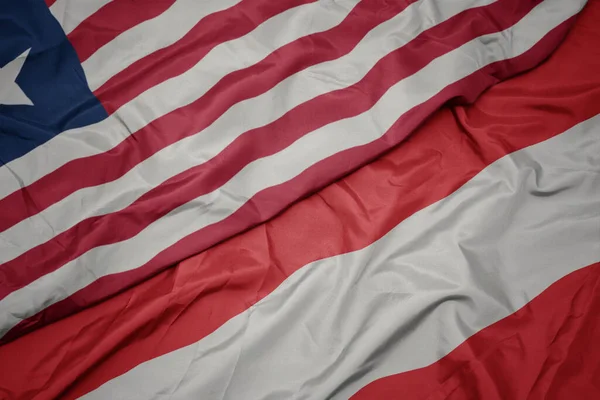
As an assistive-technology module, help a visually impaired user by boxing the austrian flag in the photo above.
[0,0,598,399]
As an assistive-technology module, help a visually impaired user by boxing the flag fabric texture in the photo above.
[0,0,599,399]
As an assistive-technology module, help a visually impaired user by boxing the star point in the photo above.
[0,48,33,107]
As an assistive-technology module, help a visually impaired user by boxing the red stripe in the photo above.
[0,0,413,235]
[44,0,56,7]
[0,11,596,398]
[68,0,177,63]
[0,0,546,303]
[351,261,600,400]
[0,12,594,399]
[95,0,316,113]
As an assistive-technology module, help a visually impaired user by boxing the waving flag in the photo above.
[0,0,599,398]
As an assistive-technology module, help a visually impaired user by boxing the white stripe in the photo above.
[0,0,583,338]
[0,0,495,265]
[82,0,243,91]
[50,0,112,35]
[83,114,600,400]
[0,0,358,203]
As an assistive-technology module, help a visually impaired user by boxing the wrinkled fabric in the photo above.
[0,1,598,398]
[354,262,600,400]
[82,115,600,399]
[0,0,585,342]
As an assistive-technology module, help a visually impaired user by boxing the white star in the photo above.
[0,48,33,107]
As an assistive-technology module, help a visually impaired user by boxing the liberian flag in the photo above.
[0,0,598,398]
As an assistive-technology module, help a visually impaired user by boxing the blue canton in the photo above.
[0,0,107,165]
